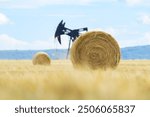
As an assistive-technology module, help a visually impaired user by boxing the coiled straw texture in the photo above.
[70,31,121,70]
[32,52,51,65]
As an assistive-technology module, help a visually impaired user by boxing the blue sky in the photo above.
[0,0,150,50]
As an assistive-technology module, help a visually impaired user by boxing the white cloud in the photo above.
[119,38,147,47]
[125,0,150,6]
[0,0,117,8]
[1,0,150,8]
[125,0,143,6]
[90,27,150,47]
[48,13,86,18]
[119,31,150,47]
[0,34,69,50]
[0,31,149,50]
[100,27,121,36]
[139,13,150,25]
[144,32,150,43]
[0,34,28,50]
[91,26,127,38]
[0,13,10,25]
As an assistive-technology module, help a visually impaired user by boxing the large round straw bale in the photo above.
[32,52,51,65]
[70,31,121,70]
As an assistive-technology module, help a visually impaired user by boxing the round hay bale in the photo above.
[70,31,121,70]
[32,52,51,65]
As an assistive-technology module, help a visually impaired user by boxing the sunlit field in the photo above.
[0,60,150,100]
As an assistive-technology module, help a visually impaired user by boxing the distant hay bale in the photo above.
[70,31,121,70]
[32,52,51,65]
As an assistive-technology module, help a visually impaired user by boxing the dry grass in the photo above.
[0,60,150,100]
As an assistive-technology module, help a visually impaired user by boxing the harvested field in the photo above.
[0,60,150,100]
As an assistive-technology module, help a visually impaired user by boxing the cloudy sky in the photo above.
[0,0,150,50]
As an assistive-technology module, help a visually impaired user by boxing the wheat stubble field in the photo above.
[0,60,150,100]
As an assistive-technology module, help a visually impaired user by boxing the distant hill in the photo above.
[0,50,67,60]
[121,45,150,59]
[0,45,150,60]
